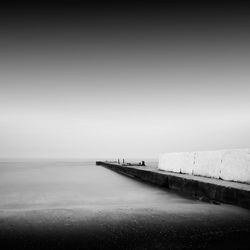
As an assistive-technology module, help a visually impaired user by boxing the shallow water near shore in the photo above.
[0,160,189,210]
[1,160,250,249]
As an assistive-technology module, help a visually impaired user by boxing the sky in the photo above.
[0,2,250,159]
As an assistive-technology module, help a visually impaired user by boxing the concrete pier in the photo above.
[96,161,250,209]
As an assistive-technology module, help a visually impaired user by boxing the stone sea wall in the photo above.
[158,149,250,184]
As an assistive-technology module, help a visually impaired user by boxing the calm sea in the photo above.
[0,159,193,211]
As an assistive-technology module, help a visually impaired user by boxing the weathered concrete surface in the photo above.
[158,149,250,183]
[96,161,250,209]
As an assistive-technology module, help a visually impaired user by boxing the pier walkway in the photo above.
[96,161,250,209]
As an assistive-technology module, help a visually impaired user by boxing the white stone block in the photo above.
[158,149,250,184]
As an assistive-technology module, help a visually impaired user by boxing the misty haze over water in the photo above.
[0,160,165,210]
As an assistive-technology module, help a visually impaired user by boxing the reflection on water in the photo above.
[0,160,191,210]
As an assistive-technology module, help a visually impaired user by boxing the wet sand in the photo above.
[1,161,250,249]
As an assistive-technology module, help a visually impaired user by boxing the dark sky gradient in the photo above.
[1,1,250,158]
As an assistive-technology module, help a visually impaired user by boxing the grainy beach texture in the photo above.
[1,161,250,249]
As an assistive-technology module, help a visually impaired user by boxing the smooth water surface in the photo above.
[0,160,191,210]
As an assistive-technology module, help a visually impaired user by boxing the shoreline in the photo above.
[1,205,250,250]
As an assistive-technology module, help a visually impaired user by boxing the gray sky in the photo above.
[1,3,250,159]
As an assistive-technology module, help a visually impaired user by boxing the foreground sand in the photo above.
[1,203,250,249]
